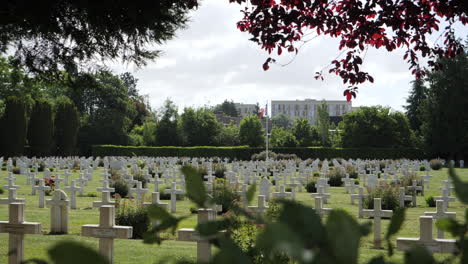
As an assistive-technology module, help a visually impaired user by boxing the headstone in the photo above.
[0,189,25,205]
[177,209,214,263]
[314,196,331,217]
[259,177,271,201]
[247,195,269,214]
[312,186,331,204]
[65,180,82,209]
[46,190,69,234]
[424,200,456,239]
[129,181,148,204]
[272,185,292,199]
[143,192,168,210]
[399,187,412,207]
[81,206,133,264]
[93,192,116,208]
[33,179,51,208]
[0,203,42,264]
[397,216,456,253]
[164,182,183,213]
[350,186,367,218]
[363,198,393,248]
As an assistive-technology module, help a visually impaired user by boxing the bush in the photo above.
[28,98,54,156]
[419,165,426,171]
[133,175,148,188]
[305,180,317,193]
[400,173,422,194]
[12,167,20,174]
[426,196,436,207]
[116,200,149,239]
[111,181,129,198]
[328,168,345,187]
[55,98,80,156]
[0,96,27,157]
[0,187,4,194]
[251,151,277,161]
[364,185,400,211]
[285,187,292,192]
[430,159,443,170]
[345,165,358,179]
[92,145,425,160]
[189,206,198,214]
[211,181,240,213]
[213,163,226,179]
[84,192,98,198]
[264,199,282,222]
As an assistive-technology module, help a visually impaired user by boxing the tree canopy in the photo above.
[231,0,467,99]
[0,0,198,76]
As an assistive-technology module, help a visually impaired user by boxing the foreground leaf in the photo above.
[448,167,468,204]
[48,241,109,264]
[181,165,207,207]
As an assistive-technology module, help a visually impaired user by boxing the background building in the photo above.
[271,99,352,124]
[234,103,257,118]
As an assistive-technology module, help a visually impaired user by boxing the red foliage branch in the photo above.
[227,0,467,100]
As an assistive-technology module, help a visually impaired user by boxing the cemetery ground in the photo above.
[0,167,466,263]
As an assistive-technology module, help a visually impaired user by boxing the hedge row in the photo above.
[92,145,425,160]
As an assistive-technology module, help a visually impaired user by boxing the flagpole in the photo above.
[265,100,269,162]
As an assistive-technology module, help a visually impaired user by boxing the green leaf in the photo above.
[368,255,386,264]
[246,183,257,203]
[145,205,188,244]
[256,222,305,262]
[21,259,49,264]
[448,167,468,204]
[386,208,406,239]
[212,237,253,264]
[181,165,207,207]
[196,218,233,238]
[326,209,366,264]
[436,218,463,237]
[403,245,435,264]
[48,241,109,264]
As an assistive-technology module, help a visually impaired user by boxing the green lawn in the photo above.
[0,167,466,263]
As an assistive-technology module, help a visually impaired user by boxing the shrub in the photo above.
[0,187,4,194]
[116,200,149,239]
[285,187,292,192]
[84,192,98,198]
[28,98,54,156]
[111,181,129,198]
[430,159,443,170]
[305,180,317,193]
[419,165,426,171]
[251,151,277,161]
[1,166,6,171]
[189,206,198,214]
[345,165,358,179]
[426,196,436,207]
[265,199,282,222]
[328,168,345,187]
[12,167,20,174]
[213,163,226,179]
[55,98,80,156]
[400,173,422,194]
[364,185,400,211]
[133,175,148,188]
[211,181,240,213]
[0,96,27,157]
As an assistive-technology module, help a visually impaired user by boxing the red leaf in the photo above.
[346,93,352,102]
[263,62,270,71]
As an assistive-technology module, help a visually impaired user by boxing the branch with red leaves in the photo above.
[227,0,467,101]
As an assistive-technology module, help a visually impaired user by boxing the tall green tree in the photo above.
[239,115,264,147]
[155,99,180,146]
[27,99,54,156]
[0,97,27,156]
[316,101,330,146]
[214,100,238,117]
[404,78,428,134]
[216,122,240,146]
[270,127,298,147]
[292,118,319,147]
[421,51,468,159]
[340,106,414,148]
[180,108,221,146]
[55,98,80,156]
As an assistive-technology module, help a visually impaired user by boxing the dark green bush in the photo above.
[364,185,400,211]
[0,96,27,157]
[28,98,54,156]
[133,175,148,188]
[285,187,292,192]
[213,163,226,179]
[426,196,436,207]
[55,98,80,156]
[111,181,129,198]
[430,159,443,170]
[328,168,345,187]
[345,165,358,179]
[189,206,198,214]
[211,181,240,213]
[116,200,149,239]
[419,165,426,171]
[305,180,317,193]
[12,167,20,174]
[85,192,98,197]
[0,187,4,194]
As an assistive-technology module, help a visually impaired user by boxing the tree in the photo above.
[27,99,54,156]
[232,0,466,99]
[214,100,239,117]
[421,51,468,159]
[404,78,428,134]
[239,115,264,147]
[180,107,221,146]
[55,98,80,156]
[0,1,198,76]
[270,127,298,148]
[272,113,292,129]
[292,118,319,147]
[316,101,330,146]
[0,96,27,156]
[155,99,180,146]
[142,121,158,146]
[216,121,240,146]
[340,106,414,148]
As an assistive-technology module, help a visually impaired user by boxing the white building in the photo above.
[234,103,257,118]
[271,99,352,124]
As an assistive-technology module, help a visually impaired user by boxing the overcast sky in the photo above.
[108,0,467,113]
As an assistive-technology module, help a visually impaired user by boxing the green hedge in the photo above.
[92,145,425,160]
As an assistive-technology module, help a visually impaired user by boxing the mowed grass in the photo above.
[0,167,467,263]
